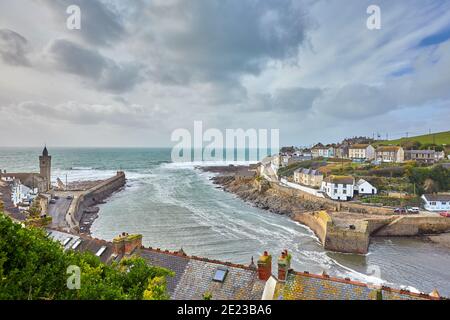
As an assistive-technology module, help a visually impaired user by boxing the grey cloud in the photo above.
[313,84,395,120]
[0,29,30,66]
[12,100,154,128]
[136,0,309,85]
[49,39,142,93]
[244,87,322,112]
[38,0,125,47]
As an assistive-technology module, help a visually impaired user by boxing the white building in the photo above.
[355,179,377,195]
[421,194,450,212]
[321,175,355,201]
[348,144,375,161]
[10,179,36,207]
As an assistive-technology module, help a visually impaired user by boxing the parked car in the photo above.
[49,199,56,204]
[66,195,73,200]
[439,212,450,218]
[53,195,59,200]
[394,207,408,214]
[406,207,420,214]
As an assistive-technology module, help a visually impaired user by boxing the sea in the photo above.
[1,147,449,296]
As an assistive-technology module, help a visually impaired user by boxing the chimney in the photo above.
[277,249,291,281]
[257,251,272,281]
[113,233,143,255]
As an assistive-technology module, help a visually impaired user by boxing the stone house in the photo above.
[293,168,323,188]
[376,146,405,163]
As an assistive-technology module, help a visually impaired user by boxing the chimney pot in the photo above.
[257,251,272,281]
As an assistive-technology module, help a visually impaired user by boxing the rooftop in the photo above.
[324,175,354,185]
[45,228,445,301]
[376,146,402,152]
[276,271,439,300]
[349,144,370,149]
[422,194,450,202]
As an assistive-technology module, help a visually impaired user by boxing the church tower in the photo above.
[39,146,51,191]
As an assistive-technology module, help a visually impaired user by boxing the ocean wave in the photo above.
[162,160,259,169]
[70,166,93,170]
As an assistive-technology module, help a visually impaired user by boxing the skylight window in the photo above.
[213,267,228,282]
[62,237,72,246]
[95,246,107,257]
[71,239,82,250]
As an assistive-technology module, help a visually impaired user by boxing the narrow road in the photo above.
[48,197,72,229]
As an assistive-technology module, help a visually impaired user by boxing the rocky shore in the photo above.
[210,174,325,216]
[200,165,450,254]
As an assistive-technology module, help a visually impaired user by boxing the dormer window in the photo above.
[71,239,82,250]
[213,267,228,282]
[96,246,107,257]
[63,237,72,246]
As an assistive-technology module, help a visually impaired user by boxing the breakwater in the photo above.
[66,171,126,233]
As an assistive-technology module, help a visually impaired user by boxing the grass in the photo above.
[374,130,450,146]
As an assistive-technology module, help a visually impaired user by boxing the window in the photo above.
[213,267,228,282]
[431,202,436,206]
[71,239,82,250]
[63,237,72,246]
[343,190,346,194]
[96,246,107,257]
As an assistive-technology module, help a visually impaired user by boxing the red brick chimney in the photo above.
[277,249,291,281]
[257,251,272,281]
[113,232,142,255]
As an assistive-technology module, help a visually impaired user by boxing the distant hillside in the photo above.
[374,131,450,146]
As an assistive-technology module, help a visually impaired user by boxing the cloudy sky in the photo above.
[0,0,449,147]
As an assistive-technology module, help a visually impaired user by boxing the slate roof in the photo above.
[45,229,444,300]
[422,194,450,202]
[376,146,402,152]
[172,259,265,300]
[405,150,435,155]
[276,272,440,300]
[324,175,354,185]
[47,229,121,264]
[349,144,370,149]
[139,248,190,296]
[139,247,265,300]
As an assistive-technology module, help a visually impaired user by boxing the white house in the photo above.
[355,179,377,195]
[321,175,355,201]
[348,144,375,161]
[10,179,36,207]
[311,143,334,158]
[421,194,450,212]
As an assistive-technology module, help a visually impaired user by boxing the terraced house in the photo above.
[348,144,375,161]
[376,146,405,163]
[47,230,443,300]
[294,168,323,188]
[405,150,445,164]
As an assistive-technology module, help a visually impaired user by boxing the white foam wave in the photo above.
[162,160,259,169]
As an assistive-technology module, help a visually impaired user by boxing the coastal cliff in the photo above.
[208,167,450,254]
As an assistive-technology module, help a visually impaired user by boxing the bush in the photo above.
[0,212,173,300]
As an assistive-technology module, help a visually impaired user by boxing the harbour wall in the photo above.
[66,171,126,233]
[292,211,371,254]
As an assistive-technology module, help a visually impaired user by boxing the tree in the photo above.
[0,212,172,300]
[143,276,171,300]
[423,178,439,194]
